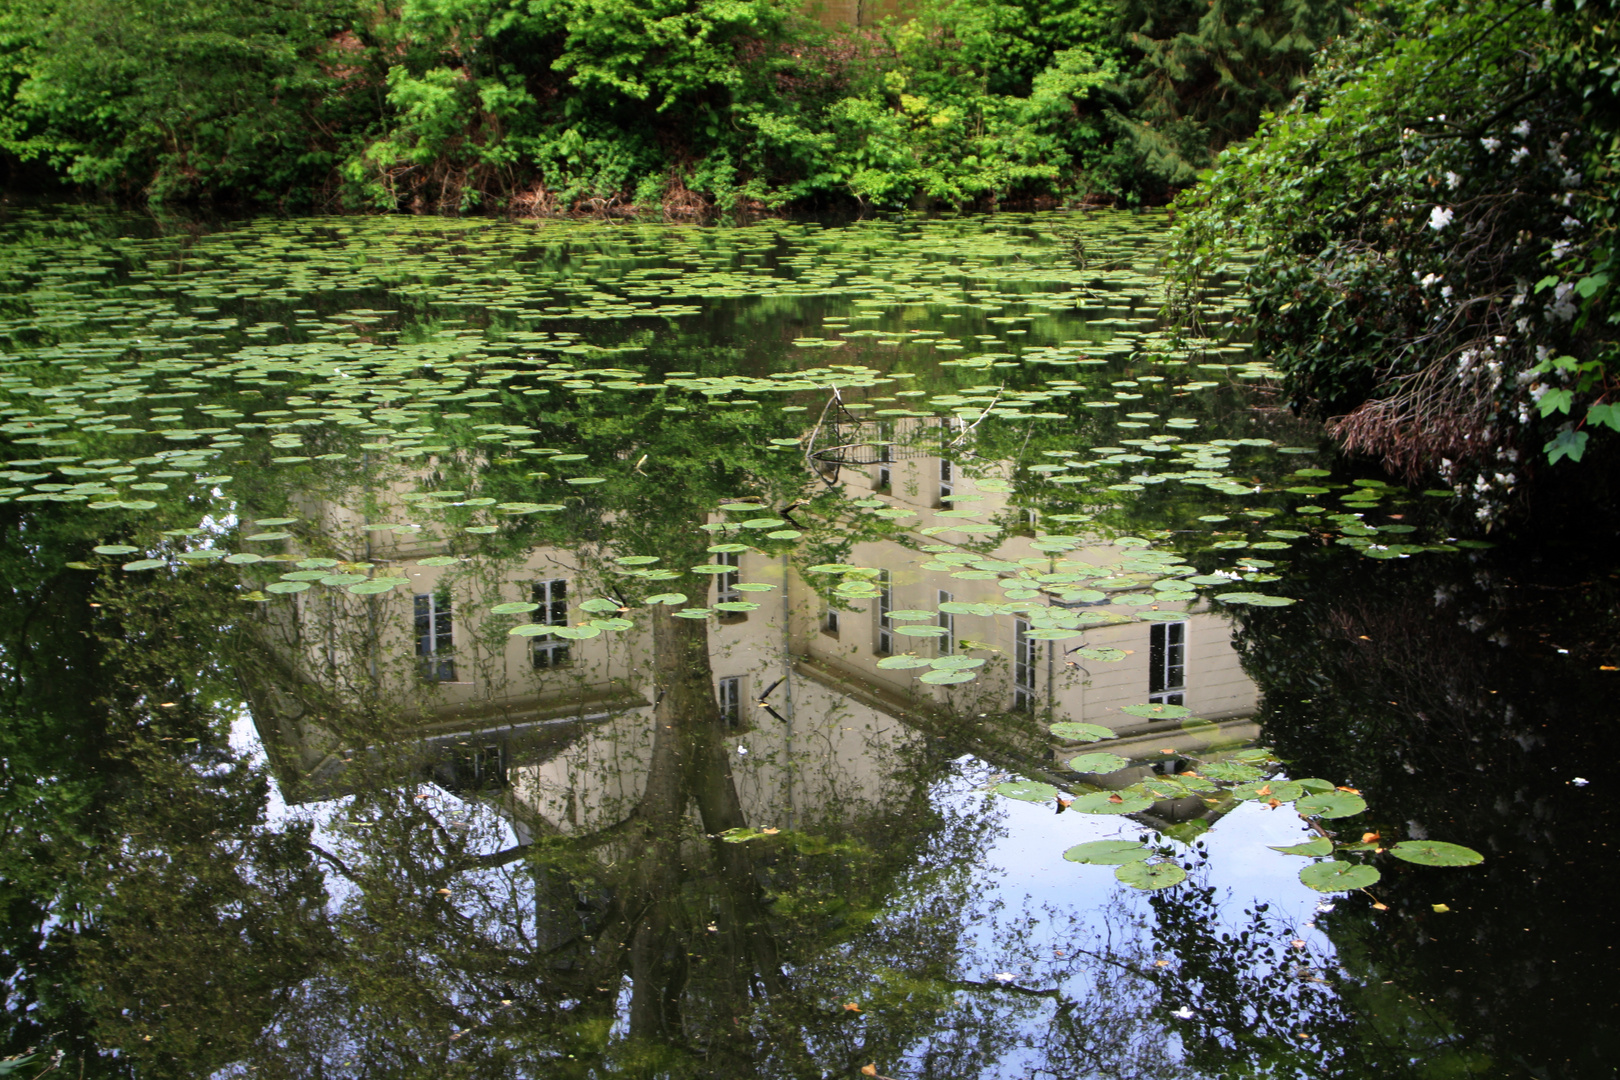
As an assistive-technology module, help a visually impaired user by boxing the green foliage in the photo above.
[0,0,378,204]
[1112,0,1351,192]
[1170,0,1619,515]
[0,0,1345,211]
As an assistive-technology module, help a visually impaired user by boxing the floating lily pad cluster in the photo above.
[988,705,1482,892]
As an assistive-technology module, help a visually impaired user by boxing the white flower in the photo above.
[1513,120,1532,137]
[1440,285,1454,299]
[1170,1007,1196,1020]
[1548,282,1578,322]
[1428,205,1455,231]
[1480,137,1501,152]
[736,744,749,756]
[1562,169,1583,187]
[1445,171,1462,190]
[1510,147,1530,164]
[1550,240,1573,260]
[1562,216,1582,231]
[1572,777,1590,787]
[1420,272,1442,288]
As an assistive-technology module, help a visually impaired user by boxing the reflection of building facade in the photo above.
[249,450,1257,833]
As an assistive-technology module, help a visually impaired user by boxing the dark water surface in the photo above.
[0,204,1614,1079]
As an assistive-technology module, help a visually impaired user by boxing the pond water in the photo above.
[0,204,1614,1079]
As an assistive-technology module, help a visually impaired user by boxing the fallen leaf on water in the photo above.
[1337,786,1361,794]
[1361,832,1381,843]
[1372,902,1389,911]
[843,1002,862,1012]
[1108,793,1124,803]
[1431,903,1451,913]
[862,1067,877,1078]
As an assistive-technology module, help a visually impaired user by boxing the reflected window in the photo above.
[876,568,893,655]
[718,675,742,728]
[1014,618,1039,712]
[532,578,570,668]
[715,551,741,605]
[1149,620,1187,706]
[414,589,455,682]
[938,457,953,505]
[823,606,840,635]
[876,422,892,490]
[937,589,954,656]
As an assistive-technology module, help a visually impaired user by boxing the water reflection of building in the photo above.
[248,454,1257,832]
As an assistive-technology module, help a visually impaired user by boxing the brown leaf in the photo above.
[843,1002,862,1012]
[861,1066,878,1077]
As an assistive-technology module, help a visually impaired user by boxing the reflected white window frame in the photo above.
[715,550,742,606]
[875,568,893,655]
[718,675,743,728]
[414,589,456,682]
[532,578,570,669]
[1013,618,1039,712]
[1149,619,1187,707]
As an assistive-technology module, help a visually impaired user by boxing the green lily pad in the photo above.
[1120,702,1191,720]
[1067,752,1130,774]
[1115,861,1187,890]
[1299,860,1381,892]
[876,654,932,669]
[919,668,976,684]
[1215,591,1297,606]
[992,780,1061,802]
[491,602,540,614]
[1071,791,1154,815]
[93,544,140,555]
[1387,840,1484,867]
[1270,837,1334,857]
[1063,840,1152,865]
[1048,722,1116,742]
[645,592,688,605]
[121,558,167,571]
[1295,791,1368,819]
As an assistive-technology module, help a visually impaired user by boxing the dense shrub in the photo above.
[0,0,1349,213]
[1170,0,1618,519]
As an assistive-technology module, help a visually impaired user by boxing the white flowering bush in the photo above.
[1169,0,1617,522]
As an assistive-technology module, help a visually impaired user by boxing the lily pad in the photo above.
[1115,861,1187,890]
[1299,860,1381,892]
[919,668,976,684]
[1120,702,1191,720]
[876,654,931,669]
[1295,791,1368,819]
[1270,837,1334,857]
[1063,840,1151,865]
[1067,752,1131,774]
[1388,840,1484,867]
[1048,722,1116,742]
[992,780,1061,802]
[1071,791,1154,815]
[491,602,540,614]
